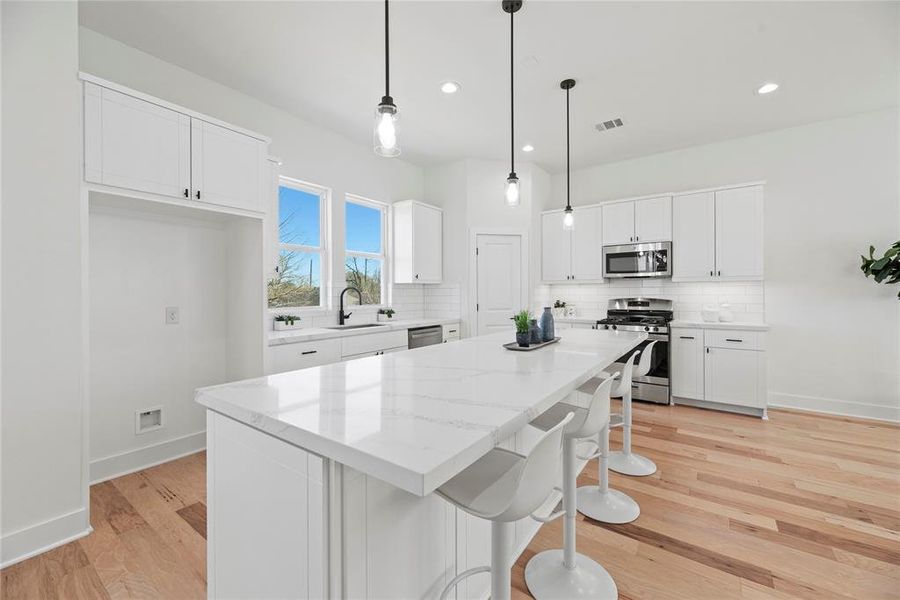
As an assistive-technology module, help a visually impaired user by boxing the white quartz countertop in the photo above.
[197,328,645,497]
[268,317,461,346]
[669,320,769,331]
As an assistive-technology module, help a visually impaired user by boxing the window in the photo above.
[344,196,386,306]
[268,178,327,308]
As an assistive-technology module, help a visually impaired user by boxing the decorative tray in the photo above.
[502,337,561,352]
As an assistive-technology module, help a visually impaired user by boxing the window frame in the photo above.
[271,176,330,310]
[344,194,389,307]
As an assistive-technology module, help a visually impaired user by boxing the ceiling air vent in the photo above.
[595,118,624,132]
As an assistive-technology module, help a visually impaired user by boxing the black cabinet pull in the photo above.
[183,188,189,198]
[301,350,317,355]
[679,336,695,340]
[718,270,721,276]
[706,347,710,354]
[196,190,201,200]
[709,270,713,276]
[725,338,743,343]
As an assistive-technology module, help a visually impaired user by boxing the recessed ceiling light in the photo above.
[440,81,461,94]
[522,144,534,152]
[757,82,779,95]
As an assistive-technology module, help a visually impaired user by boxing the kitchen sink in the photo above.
[324,323,387,330]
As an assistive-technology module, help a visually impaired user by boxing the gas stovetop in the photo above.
[596,298,673,333]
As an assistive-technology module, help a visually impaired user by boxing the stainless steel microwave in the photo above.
[602,241,672,278]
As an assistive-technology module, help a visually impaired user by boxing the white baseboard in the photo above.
[90,430,206,484]
[1,508,91,569]
[769,392,900,423]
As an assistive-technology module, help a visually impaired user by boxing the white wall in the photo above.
[1,1,87,566]
[88,202,254,483]
[78,27,425,321]
[544,108,900,421]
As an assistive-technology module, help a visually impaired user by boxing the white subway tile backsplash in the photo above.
[536,280,765,322]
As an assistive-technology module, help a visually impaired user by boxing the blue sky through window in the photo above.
[345,201,382,253]
[279,186,320,247]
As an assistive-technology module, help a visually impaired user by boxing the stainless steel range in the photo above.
[596,298,673,404]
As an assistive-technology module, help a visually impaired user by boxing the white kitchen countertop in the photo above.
[670,319,769,331]
[197,328,645,497]
[268,317,461,346]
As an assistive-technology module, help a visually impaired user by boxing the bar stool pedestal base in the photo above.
[576,486,640,524]
[525,550,618,600]
[608,451,657,477]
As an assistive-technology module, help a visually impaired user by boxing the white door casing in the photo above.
[475,234,523,337]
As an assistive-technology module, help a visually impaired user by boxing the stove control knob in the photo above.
[602,324,609,330]
[644,326,650,332]
[652,326,659,332]
[611,325,617,331]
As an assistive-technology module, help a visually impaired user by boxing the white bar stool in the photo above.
[576,351,641,524]
[435,412,574,600]
[524,375,619,600]
[608,340,659,477]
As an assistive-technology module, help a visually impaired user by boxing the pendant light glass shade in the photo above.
[505,173,520,206]
[374,0,400,157]
[374,101,400,157]
[563,206,574,229]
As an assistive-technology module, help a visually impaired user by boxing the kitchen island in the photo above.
[196,328,645,600]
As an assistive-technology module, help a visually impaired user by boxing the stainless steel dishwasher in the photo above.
[408,325,443,349]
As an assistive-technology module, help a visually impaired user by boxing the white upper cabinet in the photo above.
[393,201,442,284]
[634,196,672,243]
[84,82,191,199]
[541,206,602,282]
[602,197,671,245]
[601,201,635,245]
[190,119,266,213]
[672,185,763,282]
[672,191,716,280]
[541,212,571,283]
[716,185,764,280]
[83,76,268,215]
[570,206,603,280]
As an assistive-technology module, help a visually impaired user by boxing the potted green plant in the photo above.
[274,314,301,331]
[861,242,900,298]
[553,299,567,319]
[513,310,532,347]
[377,308,396,322]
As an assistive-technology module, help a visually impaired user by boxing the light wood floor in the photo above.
[3,405,899,599]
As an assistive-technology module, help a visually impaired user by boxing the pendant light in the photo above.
[374,0,400,157]
[502,0,522,206]
[561,78,576,229]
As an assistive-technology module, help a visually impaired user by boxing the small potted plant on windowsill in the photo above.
[377,308,396,322]
[274,314,302,331]
[514,310,532,347]
[553,300,567,319]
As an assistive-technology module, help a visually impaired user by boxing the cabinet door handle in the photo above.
[629,236,633,242]
[196,190,201,200]
[706,347,710,354]
[725,338,743,343]
[718,270,721,276]
[414,274,419,280]
[679,336,695,340]
[709,270,713,276]
[301,350,317,355]
[184,188,189,198]
[635,236,639,241]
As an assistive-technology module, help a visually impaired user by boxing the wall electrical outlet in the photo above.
[135,407,164,434]
[165,306,179,324]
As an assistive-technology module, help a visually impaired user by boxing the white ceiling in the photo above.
[79,1,899,173]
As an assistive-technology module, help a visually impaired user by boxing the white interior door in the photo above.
[476,234,523,337]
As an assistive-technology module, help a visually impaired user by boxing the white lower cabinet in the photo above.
[268,339,342,374]
[442,323,461,343]
[341,330,408,358]
[671,327,767,414]
[670,329,704,400]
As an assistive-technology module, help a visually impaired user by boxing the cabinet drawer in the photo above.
[705,330,762,351]
[442,323,460,342]
[269,339,341,374]
[341,330,408,357]
[343,345,407,361]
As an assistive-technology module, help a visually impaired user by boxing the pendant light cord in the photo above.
[384,0,390,99]
[566,86,571,210]
[509,8,515,175]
